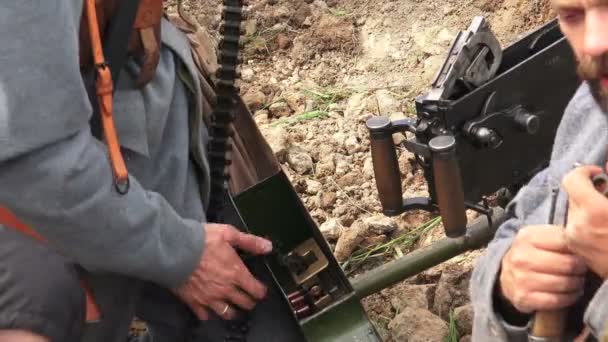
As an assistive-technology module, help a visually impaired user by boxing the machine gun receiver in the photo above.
[367,17,579,239]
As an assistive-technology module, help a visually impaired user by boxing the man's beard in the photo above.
[578,54,608,111]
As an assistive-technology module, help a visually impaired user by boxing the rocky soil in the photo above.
[170,0,555,340]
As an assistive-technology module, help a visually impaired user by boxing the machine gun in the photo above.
[366,16,579,238]
[195,14,580,342]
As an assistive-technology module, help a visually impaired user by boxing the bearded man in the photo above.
[471,0,608,340]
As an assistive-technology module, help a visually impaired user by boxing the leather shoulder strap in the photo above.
[84,0,130,193]
[102,0,143,85]
[79,0,163,88]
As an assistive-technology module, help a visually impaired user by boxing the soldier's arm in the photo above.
[0,1,204,288]
[469,167,552,341]
[583,278,608,338]
[470,82,599,340]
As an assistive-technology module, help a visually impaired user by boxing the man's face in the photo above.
[554,0,608,110]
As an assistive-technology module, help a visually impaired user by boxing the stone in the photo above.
[277,33,292,49]
[345,93,368,118]
[327,103,341,111]
[316,155,336,177]
[334,204,357,226]
[474,0,505,11]
[382,2,395,13]
[312,0,329,11]
[454,304,474,336]
[355,17,366,27]
[285,92,306,113]
[269,101,293,118]
[304,98,316,112]
[334,220,366,262]
[302,16,313,27]
[413,24,455,56]
[438,28,455,44]
[344,135,360,155]
[386,284,435,312]
[363,215,398,234]
[389,112,408,145]
[332,131,347,146]
[375,89,401,116]
[363,157,375,179]
[337,172,359,187]
[286,147,314,174]
[254,110,270,125]
[318,143,336,159]
[271,6,290,20]
[242,89,266,112]
[433,266,473,320]
[422,54,446,86]
[310,208,327,223]
[319,218,342,241]
[244,19,258,36]
[361,293,394,342]
[333,154,350,176]
[305,179,322,195]
[241,67,255,82]
[361,234,387,248]
[262,126,290,160]
[292,3,312,27]
[389,307,449,342]
[318,191,337,209]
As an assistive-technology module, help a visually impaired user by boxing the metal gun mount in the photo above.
[367,17,580,238]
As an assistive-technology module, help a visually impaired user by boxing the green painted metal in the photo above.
[352,207,506,299]
[232,161,506,341]
[301,294,380,342]
[233,171,382,342]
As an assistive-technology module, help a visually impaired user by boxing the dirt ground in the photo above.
[169,0,555,340]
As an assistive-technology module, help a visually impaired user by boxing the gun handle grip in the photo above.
[531,309,567,339]
[367,117,403,216]
[429,136,467,238]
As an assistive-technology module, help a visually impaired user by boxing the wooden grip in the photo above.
[531,309,567,338]
[367,117,403,216]
[429,136,467,238]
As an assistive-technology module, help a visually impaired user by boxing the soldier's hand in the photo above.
[173,223,273,320]
[498,225,586,314]
[563,165,608,279]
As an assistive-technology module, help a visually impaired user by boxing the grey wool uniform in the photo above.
[0,1,211,341]
[470,83,608,341]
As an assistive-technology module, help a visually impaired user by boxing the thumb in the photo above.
[230,231,273,255]
[562,164,604,196]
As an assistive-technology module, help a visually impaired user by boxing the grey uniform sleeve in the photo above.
[0,1,204,289]
[584,281,608,338]
[468,80,608,340]
[470,165,554,341]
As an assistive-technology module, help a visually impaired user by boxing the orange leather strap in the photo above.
[135,26,161,86]
[0,207,102,323]
[79,0,164,88]
[133,0,163,86]
[85,0,130,193]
